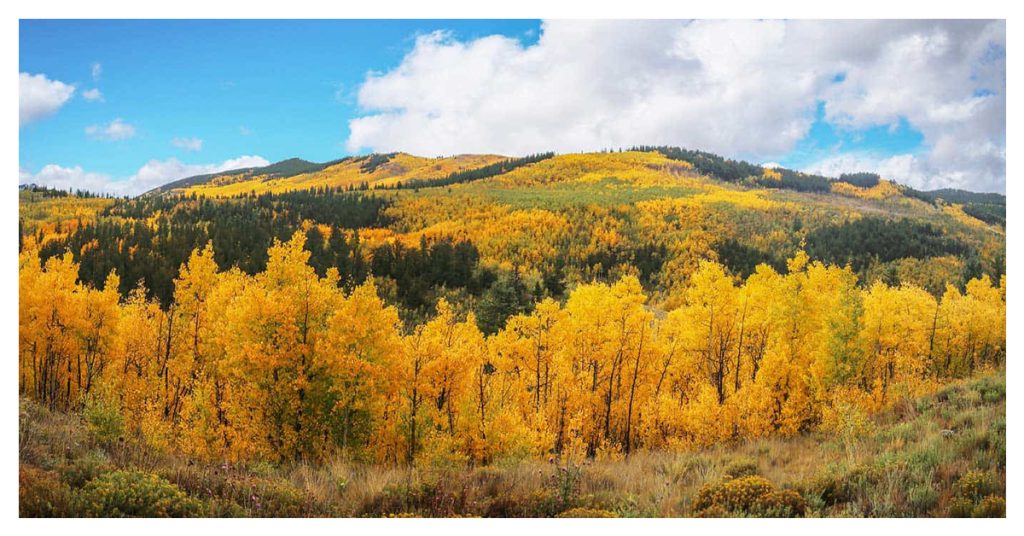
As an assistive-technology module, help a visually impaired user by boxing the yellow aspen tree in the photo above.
[319,279,403,454]
[416,299,483,465]
[679,260,742,406]
[219,231,343,461]
[860,283,936,407]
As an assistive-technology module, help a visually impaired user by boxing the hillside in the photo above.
[151,153,510,197]
[24,148,1005,312]
[18,146,1007,518]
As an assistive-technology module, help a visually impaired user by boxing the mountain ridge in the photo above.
[145,148,1007,202]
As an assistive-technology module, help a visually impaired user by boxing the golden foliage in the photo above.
[831,179,902,200]
[19,239,1005,466]
[183,153,507,197]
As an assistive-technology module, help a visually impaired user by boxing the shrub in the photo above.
[971,495,1005,518]
[753,489,807,517]
[974,377,1005,405]
[952,470,996,501]
[947,497,974,518]
[906,483,939,514]
[75,470,205,517]
[83,394,124,446]
[156,465,312,517]
[556,507,618,518]
[242,478,309,517]
[20,465,75,517]
[692,477,770,516]
[682,455,714,482]
[805,464,880,506]
[722,458,760,479]
[58,449,113,487]
[950,389,982,410]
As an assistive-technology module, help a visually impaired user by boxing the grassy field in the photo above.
[19,372,1005,518]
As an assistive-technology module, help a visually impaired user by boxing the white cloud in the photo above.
[125,155,269,193]
[171,137,204,152]
[19,72,75,126]
[803,148,1004,193]
[348,20,1005,192]
[19,165,115,195]
[92,62,102,81]
[82,88,103,102]
[20,155,271,196]
[239,126,253,136]
[85,118,136,141]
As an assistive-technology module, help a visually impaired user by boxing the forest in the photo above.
[18,148,1006,517]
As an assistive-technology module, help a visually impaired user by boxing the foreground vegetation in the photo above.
[20,372,1005,517]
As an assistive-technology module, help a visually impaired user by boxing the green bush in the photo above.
[58,449,113,487]
[692,475,806,517]
[722,458,760,479]
[804,464,879,506]
[75,470,205,517]
[83,394,124,446]
[906,483,939,514]
[974,377,1005,405]
[753,489,807,517]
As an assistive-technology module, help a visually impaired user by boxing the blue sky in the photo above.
[19,20,1005,193]
[774,102,925,171]
[20,20,540,178]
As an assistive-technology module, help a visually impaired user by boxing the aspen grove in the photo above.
[19,231,1005,466]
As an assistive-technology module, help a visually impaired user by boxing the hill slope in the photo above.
[18,147,1006,519]
[24,148,1005,315]
[153,148,1005,212]
[154,153,509,197]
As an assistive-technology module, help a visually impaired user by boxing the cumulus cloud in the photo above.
[348,20,1005,192]
[124,155,269,193]
[82,88,103,102]
[92,62,102,81]
[20,155,270,196]
[171,137,204,152]
[19,72,75,126]
[803,148,1005,192]
[19,165,115,195]
[85,118,136,141]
